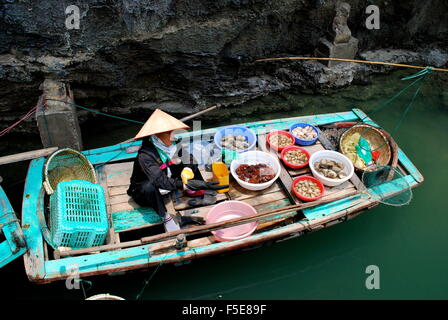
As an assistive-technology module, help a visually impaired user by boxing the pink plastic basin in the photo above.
[206,201,258,242]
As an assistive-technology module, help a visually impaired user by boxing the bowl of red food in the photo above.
[266,130,295,151]
[280,146,310,170]
[230,151,281,191]
[291,176,325,202]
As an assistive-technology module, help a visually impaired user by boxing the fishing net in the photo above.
[361,165,413,206]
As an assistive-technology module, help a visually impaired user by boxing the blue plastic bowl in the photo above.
[214,125,257,153]
[289,123,319,146]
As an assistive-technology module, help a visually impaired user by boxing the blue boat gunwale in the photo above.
[19,108,424,282]
[0,186,27,268]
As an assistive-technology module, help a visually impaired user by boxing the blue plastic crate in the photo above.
[50,180,108,249]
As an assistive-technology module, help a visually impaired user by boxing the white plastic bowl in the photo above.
[230,151,281,191]
[309,150,354,187]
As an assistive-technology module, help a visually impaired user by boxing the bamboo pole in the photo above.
[0,147,58,166]
[255,56,448,73]
[178,104,218,122]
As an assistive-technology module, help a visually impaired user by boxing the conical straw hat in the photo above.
[134,109,190,140]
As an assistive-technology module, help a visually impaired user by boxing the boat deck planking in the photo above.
[98,129,364,244]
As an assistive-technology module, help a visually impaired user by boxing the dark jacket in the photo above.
[127,138,199,195]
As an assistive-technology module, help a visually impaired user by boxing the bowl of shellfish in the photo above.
[214,125,257,153]
[280,146,310,169]
[309,150,354,187]
[292,176,325,202]
[266,130,295,151]
[289,123,319,146]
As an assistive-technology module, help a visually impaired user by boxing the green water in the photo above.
[2,70,448,300]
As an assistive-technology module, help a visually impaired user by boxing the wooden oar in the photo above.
[57,190,363,257]
[116,104,219,145]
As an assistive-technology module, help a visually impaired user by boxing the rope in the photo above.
[255,56,448,72]
[135,262,163,300]
[0,105,37,137]
[46,99,144,124]
[79,279,93,299]
[355,67,432,152]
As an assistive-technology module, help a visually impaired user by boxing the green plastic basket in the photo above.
[50,180,108,249]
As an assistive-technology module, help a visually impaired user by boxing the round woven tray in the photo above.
[339,125,391,171]
[43,148,97,195]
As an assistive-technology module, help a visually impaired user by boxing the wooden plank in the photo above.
[0,147,58,166]
[258,134,300,204]
[109,193,135,206]
[108,185,130,196]
[22,158,47,281]
[112,208,162,233]
[110,200,140,213]
[111,194,173,233]
[244,191,288,208]
[173,192,228,211]
[397,149,424,183]
[227,178,281,201]
[104,161,133,187]
[188,236,215,248]
[95,165,119,245]
[178,191,289,221]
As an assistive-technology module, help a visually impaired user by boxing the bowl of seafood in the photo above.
[292,176,325,202]
[230,151,281,191]
[214,125,257,153]
[289,123,319,146]
[266,130,295,151]
[309,150,354,187]
[280,146,310,169]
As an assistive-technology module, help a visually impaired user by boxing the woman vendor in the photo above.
[127,109,228,232]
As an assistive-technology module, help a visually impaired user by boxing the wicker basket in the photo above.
[339,125,391,171]
[43,148,97,195]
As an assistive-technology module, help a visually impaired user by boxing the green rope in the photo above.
[354,67,433,152]
[46,99,144,125]
[79,279,93,299]
[359,69,431,122]
[135,262,163,300]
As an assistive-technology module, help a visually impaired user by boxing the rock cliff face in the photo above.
[1,0,447,133]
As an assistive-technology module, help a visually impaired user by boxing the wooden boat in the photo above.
[0,108,424,283]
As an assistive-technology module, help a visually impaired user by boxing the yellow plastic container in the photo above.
[212,162,230,193]
[181,167,194,184]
